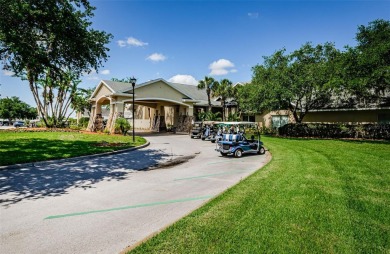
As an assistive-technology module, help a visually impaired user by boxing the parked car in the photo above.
[0,120,10,126]
[215,122,265,158]
[13,121,25,127]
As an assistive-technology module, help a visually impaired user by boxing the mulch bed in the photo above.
[91,141,128,147]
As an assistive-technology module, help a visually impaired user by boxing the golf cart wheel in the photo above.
[211,140,215,143]
[234,149,243,158]
[258,146,266,155]
[220,152,228,156]
[191,136,194,139]
[201,137,206,140]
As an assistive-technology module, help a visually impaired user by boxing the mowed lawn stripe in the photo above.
[129,137,390,253]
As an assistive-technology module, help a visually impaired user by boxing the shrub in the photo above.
[278,123,390,140]
[115,117,131,136]
[78,117,90,128]
[259,126,277,135]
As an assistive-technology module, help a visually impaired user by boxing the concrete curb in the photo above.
[0,142,150,171]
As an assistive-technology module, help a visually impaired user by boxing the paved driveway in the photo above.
[0,134,269,254]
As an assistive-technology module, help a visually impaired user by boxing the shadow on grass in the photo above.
[0,138,141,166]
[0,147,169,207]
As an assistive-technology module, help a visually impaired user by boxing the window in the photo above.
[272,115,288,128]
[242,114,255,122]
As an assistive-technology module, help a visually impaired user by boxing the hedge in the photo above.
[278,123,390,140]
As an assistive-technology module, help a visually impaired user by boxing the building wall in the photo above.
[135,81,188,105]
[94,84,111,100]
[256,110,295,128]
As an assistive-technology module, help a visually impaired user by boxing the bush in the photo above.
[278,123,390,140]
[259,126,277,135]
[115,117,131,136]
[78,117,90,128]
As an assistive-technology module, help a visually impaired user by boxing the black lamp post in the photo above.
[130,77,137,142]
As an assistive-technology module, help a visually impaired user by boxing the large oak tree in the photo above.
[340,19,390,106]
[248,42,340,123]
[0,0,112,127]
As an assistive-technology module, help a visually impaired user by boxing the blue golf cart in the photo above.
[215,122,265,158]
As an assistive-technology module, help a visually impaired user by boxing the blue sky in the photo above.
[1,0,389,107]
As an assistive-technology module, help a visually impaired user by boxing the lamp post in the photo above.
[130,77,137,142]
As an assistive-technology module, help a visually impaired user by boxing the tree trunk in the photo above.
[27,69,50,127]
[207,88,212,112]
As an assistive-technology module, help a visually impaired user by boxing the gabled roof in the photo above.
[122,78,194,100]
[90,80,133,99]
[117,78,220,106]
[103,80,133,93]
[169,82,222,106]
[91,78,221,106]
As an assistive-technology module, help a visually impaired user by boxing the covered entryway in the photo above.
[87,79,201,133]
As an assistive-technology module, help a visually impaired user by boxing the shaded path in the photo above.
[0,148,170,207]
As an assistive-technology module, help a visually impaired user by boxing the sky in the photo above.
[1,0,389,107]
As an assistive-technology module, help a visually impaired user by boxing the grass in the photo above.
[130,137,390,253]
[0,131,147,166]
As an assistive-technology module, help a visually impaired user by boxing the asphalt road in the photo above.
[0,134,269,254]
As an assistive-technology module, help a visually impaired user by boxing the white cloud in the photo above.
[209,59,236,76]
[101,69,110,75]
[168,74,198,86]
[127,37,148,47]
[146,53,166,62]
[117,40,126,47]
[117,37,148,47]
[2,70,14,76]
[231,69,238,73]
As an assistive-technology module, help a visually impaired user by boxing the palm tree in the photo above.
[197,76,216,112]
[214,79,233,121]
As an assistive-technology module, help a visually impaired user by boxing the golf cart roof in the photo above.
[202,121,221,125]
[218,121,257,126]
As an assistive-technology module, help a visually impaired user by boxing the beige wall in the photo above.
[135,81,186,105]
[94,84,111,100]
[256,110,294,128]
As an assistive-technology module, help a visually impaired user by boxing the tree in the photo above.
[213,79,234,121]
[0,96,37,122]
[250,42,340,123]
[71,87,94,116]
[0,0,112,127]
[340,19,390,106]
[197,76,217,112]
[197,111,222,121]
[111,77,134,83]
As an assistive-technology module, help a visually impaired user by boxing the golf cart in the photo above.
[215,122,265,158]
[201,121,219,141]
[190,121,203,139]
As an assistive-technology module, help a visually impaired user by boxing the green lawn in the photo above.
[0,131,146,166]
[130,137,390,253]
